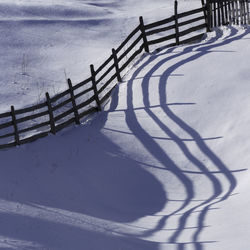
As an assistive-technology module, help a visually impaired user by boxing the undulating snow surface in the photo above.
[1,1,250,250]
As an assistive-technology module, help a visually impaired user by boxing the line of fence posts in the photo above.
[3,1,214,148]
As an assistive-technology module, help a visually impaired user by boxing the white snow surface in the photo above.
[1,1,250,250]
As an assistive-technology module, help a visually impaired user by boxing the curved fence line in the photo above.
[1,0,247,149]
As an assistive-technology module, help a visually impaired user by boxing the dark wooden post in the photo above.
[232,0,236,24]
[112,48,122,82]
[11,105,20,146]
[90,64,101,111]
[246,0,250,24]
[139,16,149,53]
[46,92,56,134]
[213,2,217,27]
[174,0,180,45]
[67,78,80,125]
[205,0,212,31]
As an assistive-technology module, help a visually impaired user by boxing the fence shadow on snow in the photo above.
[0,0,249,149]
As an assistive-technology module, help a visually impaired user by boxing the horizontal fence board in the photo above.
[147,33,176,45]
[55,117,75,133]
[100,85,117,105]
[96,63,116,85]
[0,111,12,119]
[178,15,205,27]
[19,131,49,145]
[0,142,16,149]
[15,101,47,115]
[97,73,117,95]
[118,34,143,63]
[177,7,205,19]
[179,23,207,37]
[0,131,15,139]
[52,97,72,112]
[179,33,205,44]
[74,86,94,99]
[76,95,96,110]
[116,25,141,54]
[54,107,74,122]
[119,45,144,73]
[95,55,114,76]
[16,110,49,124]
[78,107,98,119]
[18,121,50,134]
[0,120,13,130]
[49,89,70,103]
[146,24,176,36]
[72,77,92,91]
[144,16,175,30]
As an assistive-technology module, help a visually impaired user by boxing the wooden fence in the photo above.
[0,1,221,149]
[206,0,250,28]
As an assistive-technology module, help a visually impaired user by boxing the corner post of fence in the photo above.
[139,16,150,53]
[174,0,180,45]
[90,64,101,111]
[11,105,20,146]
[112,48,122,82]
[46,92,56,134]
[67,78,80,125]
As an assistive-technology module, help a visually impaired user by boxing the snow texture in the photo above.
[0,1,250,250]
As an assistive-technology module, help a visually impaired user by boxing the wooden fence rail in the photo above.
[1,0,244,149]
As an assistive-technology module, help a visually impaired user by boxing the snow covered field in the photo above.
[1,1,250,250]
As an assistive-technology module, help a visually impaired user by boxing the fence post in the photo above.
[46,92,56,134]
[112,48,122,82]
[11,105,20,146]
[204,0,212,31]
[90,64,101,111]
[139,16,150,53]
[67,78,80,125]
[174,0,180,45]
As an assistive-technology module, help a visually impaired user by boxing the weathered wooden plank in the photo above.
[72,77,92,91]
[52,97,72,112]
[117,34,143,62]
[76,95,96,110]
[147,33,176,46]
[178,15,205,27]
[100,85,117,105]
[74,86,93,99]
[78,107,98,119]
[145,24,176,36]
[177,7,205,19]
[16,110,49,124]
[95,55,114,76]
[54,107,74,122]
[15,101,47,115]
[144,16,175,30]
[118,45,144,73]
[19,131,49,145]
[97,73,117,95]
[0,131,15,139]
[116,25,141,54]
[50,89,71,103]
[0,120,13,130]
[178,23,207,37]
[55,117,75,133]
[95,62,116,85]
[18,121,50,134]
[0,142,16,149]
[179,33,205,45]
